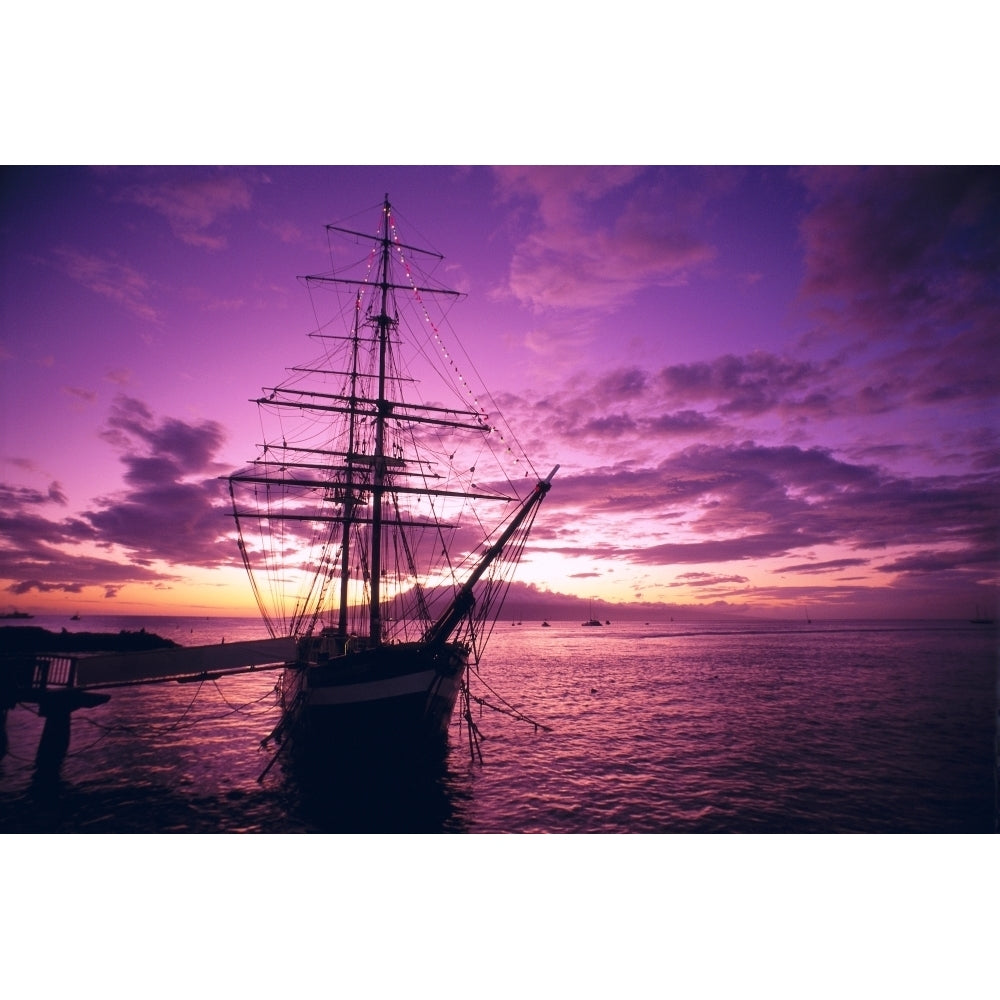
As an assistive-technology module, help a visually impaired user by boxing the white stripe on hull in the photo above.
[303,667,440,706]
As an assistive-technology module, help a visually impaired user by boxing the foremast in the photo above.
[369,197,393,644]
[336,291,364,638]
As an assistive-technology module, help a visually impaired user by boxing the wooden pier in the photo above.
[1,636,296,774]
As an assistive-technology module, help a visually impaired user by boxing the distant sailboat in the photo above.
[582,602,602,627]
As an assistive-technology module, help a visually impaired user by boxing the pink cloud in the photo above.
[494,167,718,312]
[118,173,252,250]
[62,385,96,403]
[263,218,304,244]
[51,246,160,322]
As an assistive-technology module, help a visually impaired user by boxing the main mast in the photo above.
[369,195,394,644]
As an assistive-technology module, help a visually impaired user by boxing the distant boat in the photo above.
[70,614,81,621]
[970,604,995,625]
[582,602,602,627]
[226,196,556,768]
[0,608,33,619]
[541,621,551,627]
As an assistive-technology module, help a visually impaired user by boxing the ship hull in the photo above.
[276,641,467,765]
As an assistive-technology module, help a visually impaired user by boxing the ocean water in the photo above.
[1,615,996,833]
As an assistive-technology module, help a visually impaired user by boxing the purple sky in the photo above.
[1,166,997,619]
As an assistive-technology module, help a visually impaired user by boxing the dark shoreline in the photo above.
[0,625,179,655]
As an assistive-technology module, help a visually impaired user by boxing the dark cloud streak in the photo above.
[798,166,1000,340]
[535,443,1000,588]
[0,396,234,597]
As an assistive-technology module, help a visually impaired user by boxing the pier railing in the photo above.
[4,636,296,707]
[32,655,78,690]
[3,638,295,774]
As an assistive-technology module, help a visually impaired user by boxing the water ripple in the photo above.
[1,619,995,832]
